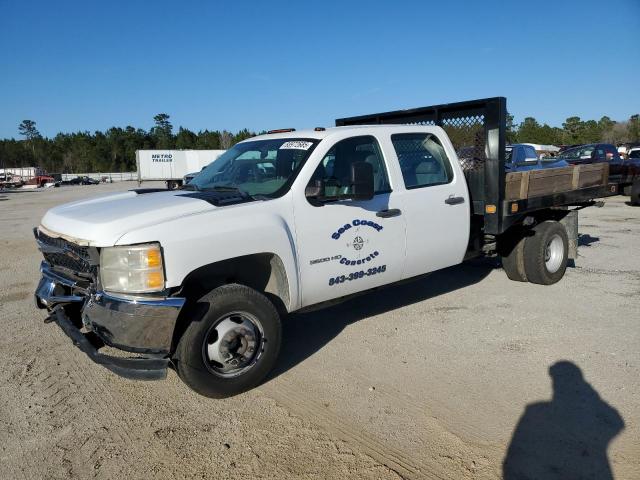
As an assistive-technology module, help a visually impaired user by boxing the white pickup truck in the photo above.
[34,98,616,398]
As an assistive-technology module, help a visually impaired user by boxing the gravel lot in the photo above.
[1,182,638,479]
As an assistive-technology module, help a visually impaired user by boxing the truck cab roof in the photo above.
[250,124,444,142]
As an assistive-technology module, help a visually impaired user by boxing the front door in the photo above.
[293,135,406,307]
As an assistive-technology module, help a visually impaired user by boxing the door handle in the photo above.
[376,208,402,218]
[445,195,465,205]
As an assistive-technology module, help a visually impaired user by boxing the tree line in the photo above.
[0,114,256,174]
[1,112,639,174]
[506,114,640,147]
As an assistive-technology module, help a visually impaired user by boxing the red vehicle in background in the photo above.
[23,175,58,188]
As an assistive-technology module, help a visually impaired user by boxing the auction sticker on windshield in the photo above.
[280,141,314,150]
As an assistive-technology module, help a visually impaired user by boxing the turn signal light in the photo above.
[485,204,497,214]
[146,248,162,268]
[146,271,165,290]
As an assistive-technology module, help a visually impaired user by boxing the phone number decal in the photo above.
[328,265,386,286]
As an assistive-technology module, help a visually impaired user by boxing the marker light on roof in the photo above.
[267,128,296,134]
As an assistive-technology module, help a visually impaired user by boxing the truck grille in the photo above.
[35,229,94,276]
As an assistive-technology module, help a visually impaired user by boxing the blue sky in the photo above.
[1,0,638,138]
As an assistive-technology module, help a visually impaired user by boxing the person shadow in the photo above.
[503,361,624,480]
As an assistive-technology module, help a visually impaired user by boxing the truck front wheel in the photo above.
[174,284,282,398]
[523,221,568,285]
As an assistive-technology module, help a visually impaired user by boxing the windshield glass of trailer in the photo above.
[188,138,320,197]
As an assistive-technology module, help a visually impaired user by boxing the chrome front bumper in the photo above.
[35,262,185,379]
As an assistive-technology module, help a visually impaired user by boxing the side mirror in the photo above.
[305,181,323,199]
[350,161,374,201]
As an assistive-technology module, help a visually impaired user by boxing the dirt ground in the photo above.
[1,182,638,479]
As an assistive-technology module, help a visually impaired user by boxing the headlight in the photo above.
[100,243,165,293]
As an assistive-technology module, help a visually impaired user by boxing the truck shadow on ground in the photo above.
[270,258,498,380]
[503,361,624,480]
[578,233,600,247]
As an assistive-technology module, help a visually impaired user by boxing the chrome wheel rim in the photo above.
[544,234,564,274]
[203,311,265,378]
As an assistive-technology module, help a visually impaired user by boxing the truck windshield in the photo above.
[188,138,320,197]
[559,146,594,160]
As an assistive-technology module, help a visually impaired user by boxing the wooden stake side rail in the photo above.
[505,164,609,201]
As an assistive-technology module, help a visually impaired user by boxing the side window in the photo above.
[391,133,453,189]
[525,146,538,160]
[603,145,618,161]
[307,135,391,198]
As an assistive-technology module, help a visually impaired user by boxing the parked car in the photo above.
[557,143,640,204]
[63,176,100,185]
[557,143,621,165]
[505,144,568,171]
[457,144,568,172]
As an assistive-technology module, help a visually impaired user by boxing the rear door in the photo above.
[388,131,470,279]
[602,144,624,181]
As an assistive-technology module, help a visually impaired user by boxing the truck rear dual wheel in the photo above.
[501,230,528,282]
[174,283,282,398]
[501,221,568,285]
[522,221,569,285]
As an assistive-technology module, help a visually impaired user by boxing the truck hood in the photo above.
[40,189,230,246]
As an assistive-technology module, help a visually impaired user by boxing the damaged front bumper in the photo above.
[35,261,185,380]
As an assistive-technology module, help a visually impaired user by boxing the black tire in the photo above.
[630,181,640,206]
[167,180,178,190]
[174,284,281,398]
[523,221,568,285]
[500,229,528,282]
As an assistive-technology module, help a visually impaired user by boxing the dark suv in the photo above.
[558,143,640,204]
[558,143,621,165]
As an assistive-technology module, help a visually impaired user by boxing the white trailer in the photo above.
[136,150,226,189]
[0,166,45,180]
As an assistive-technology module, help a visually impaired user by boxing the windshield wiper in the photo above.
[180,183,200,191]
[202,185,252,197]
[202,185,270,201]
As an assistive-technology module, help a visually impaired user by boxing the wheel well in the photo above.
[171,253,291,353]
